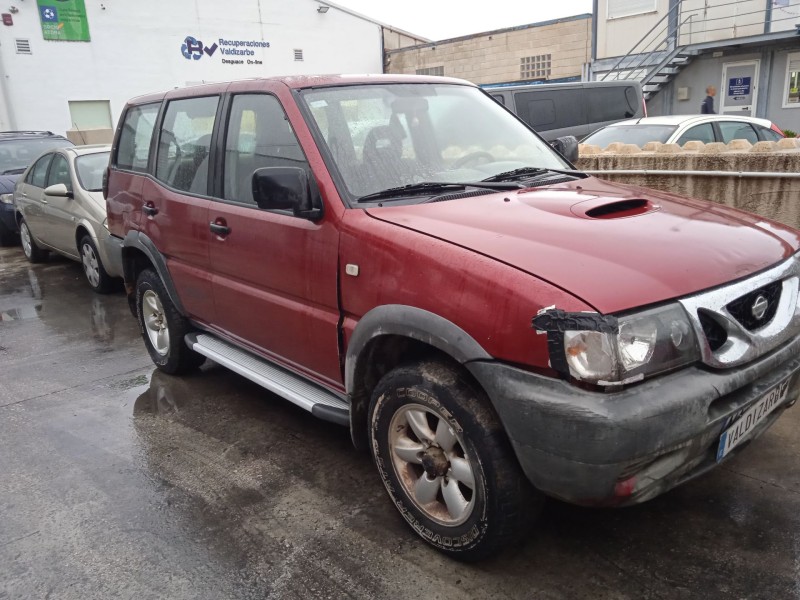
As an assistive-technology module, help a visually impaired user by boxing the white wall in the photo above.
[0,0,384,134]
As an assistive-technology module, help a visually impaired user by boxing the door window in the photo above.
[28,154,53,188]
[155,96,219,194]
[223,94,308,207]
[587,86,640,122]
[116,103,160,172]
[755,125,783,142]
[47,155,72,191]
[676,123,715,145]
[515,90,584,131]
[718,121,758,144]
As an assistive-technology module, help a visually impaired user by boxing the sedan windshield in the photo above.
[300,83,569,200]
[0,138,73,175]
[582,124,679,148]
[75,151,110,191]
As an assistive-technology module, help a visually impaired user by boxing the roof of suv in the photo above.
[0,130,71,141]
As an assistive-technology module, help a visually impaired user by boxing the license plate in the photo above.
[717,379,790,461]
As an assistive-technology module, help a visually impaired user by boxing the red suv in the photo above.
[106,75,800,560]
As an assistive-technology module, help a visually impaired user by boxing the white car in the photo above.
[582,114,785,148]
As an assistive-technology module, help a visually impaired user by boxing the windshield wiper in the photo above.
[481,167,583,183]
[356,180,522,203]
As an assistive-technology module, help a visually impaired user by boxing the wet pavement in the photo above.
[1,244,799,600]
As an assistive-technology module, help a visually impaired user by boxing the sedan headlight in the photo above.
[537,304,699,386]
[0,193,13,205]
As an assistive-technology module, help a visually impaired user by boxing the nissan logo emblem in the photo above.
[751,295,769,320]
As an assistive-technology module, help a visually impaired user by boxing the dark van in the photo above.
[486,81,645,141]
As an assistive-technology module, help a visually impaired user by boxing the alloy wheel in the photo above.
[142,289,169,356]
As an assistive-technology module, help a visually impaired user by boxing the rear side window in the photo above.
[756,125,783,142]
[156,96,219,194]
[718,121,758,144]
[116,103,159,172]
[28,154,53,188]
[676,123,715,145]
[47,155,72,191]
[587,86,640,123]
[515,90,585,131]
[223,94,308,207]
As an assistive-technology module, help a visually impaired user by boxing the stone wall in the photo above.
[576,139,800,230]
[385,15,591,85]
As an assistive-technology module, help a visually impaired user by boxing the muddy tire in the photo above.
[135,268,204,374]
[79,235,115,294]
[20,219,48,263]
[369,360,542,561]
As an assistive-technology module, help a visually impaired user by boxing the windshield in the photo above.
[75,151,110,191]
[0,138,73,175]
[582,124,678,148]
[300,83,569,200]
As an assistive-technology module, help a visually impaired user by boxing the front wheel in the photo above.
[135,268,204,374]
[79,235,115,293]
[369,361,542,560]
[19,219,48,263]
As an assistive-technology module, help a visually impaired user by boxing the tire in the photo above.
[79,235,115,294]
[19,218,48,263]
[369,360,542,561]
[135,268,204,374]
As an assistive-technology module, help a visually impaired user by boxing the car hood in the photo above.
[365,177,800,313]
[0,174,18,194]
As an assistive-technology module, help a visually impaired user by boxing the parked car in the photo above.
[485,81,645,141]
[106,75,799,560]
[0,131,74,245]
[582,114,785,148]
[15,145,122,292]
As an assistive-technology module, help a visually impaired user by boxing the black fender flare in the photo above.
[122,230,187,316]
[345,304,492,395]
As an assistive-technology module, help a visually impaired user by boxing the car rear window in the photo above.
[582,124,678,148]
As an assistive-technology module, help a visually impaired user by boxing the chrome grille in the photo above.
[726,280,782,331]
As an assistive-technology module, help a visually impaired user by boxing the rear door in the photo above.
[207,89,342,386]
[145,94,221,324]
[17,153,53,239]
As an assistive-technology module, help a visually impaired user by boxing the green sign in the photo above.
[37,0,90,42]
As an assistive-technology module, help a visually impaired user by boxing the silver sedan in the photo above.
[14,145,121,293]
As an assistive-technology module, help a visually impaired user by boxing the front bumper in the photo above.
[468,335,800,506]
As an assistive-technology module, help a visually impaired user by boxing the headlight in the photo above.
[538,304,699,386]
[0,193,13,205]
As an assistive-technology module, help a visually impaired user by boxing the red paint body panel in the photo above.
[365,178,800,314]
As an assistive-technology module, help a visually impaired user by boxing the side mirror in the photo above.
[550,136,580,164]
[251,167,322,220]
[44,183,73,198]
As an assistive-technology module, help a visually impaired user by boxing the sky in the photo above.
[330,0,594,40]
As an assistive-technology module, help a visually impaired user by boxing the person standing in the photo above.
[700,85,717,114]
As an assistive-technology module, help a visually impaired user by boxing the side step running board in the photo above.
[185,333,350,426]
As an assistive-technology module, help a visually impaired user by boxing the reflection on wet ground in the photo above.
[1,245,799,599]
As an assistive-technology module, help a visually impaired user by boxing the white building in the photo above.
[0,0,425,139]
[592,0,800,131]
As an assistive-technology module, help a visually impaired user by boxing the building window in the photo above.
[783,52,800,108]
[520,54,551,80]
[607,0,657,19]
[416,66,444,76]
[294,49,303,61]
[15,39,31,54]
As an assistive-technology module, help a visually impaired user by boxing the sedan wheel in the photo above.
[19,219,48,263]
[79,235,114,293]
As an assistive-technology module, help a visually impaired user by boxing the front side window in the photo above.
[301,83,568,201]
[116,103,159,172]
[718,121,758,144]
[47,154,72,191]
[223,94,308,207]
[28,154,53,188]
[783,52,800,108]
[676,123,715,145]
[155,96,219,194]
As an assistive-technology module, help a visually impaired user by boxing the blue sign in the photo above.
[728,77,751,97]
[39,5,58,22]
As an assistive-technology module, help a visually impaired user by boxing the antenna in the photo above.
[72,121,87,145]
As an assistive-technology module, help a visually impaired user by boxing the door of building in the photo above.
[720,60,760,116]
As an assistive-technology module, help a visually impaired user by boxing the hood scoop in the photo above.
[580,198,658,220]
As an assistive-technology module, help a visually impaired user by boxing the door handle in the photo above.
[209,222,231,236]
[41,199,48,204]
[143,203,158,216]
